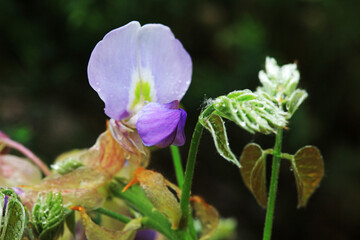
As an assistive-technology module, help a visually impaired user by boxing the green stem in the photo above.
[263,128,283,240]
[179,121,204,228]
[110,182,186,240]
[170,145,184,188]
[264,148,293,161]
[170,145,197,239]
[95,207,131,224]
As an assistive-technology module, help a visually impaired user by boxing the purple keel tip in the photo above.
[136,101,187,148]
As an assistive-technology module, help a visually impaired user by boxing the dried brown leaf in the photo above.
[292,146,324,208]
[135,169,181,229]
[239,143,267,208]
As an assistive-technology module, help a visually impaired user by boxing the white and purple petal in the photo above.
[88,21,141,120]
[138,24,192,104]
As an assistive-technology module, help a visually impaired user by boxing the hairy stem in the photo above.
[170,145,197,239]
[263,128,283,240]
[179,121,204,228]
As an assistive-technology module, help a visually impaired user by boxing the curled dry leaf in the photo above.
[124,168,182,229]
[72,206,141,240]
[191,196,219,240]
[291,146,324,208]
[21,168,109,210]
[239,143,267,208]
[22,128,149,210]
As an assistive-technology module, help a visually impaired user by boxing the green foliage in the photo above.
[200,113,239,167]
[256,57,308,118]
[286,89,308,117]
[257,57,300,98]
[201,89,288,137]
[32,192,72,240]
[0,188,26,240]
[51,155,84,175]
[65,210,76,239]
[111,179,189,240]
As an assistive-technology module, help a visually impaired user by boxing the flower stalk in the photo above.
[179,121,204,228]
[170,145,184,188]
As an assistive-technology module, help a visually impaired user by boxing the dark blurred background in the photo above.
[1,0,359,239]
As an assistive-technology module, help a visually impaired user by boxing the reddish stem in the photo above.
[0,138,51,176]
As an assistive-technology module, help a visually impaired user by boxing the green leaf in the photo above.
[200,113,240,168]
[65,209,76,239]
[239,143,268,208]
[291,146,324,208]
[1,197,26,240]
[209,90,288,135]
[32,192,68,240]
[111,179,187,240]
[51,149,85,175]
[257,57,300,98]
[21,208,36,240]
[286,89,308,116]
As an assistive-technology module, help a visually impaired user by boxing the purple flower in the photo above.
[88,21,192,148]
[135,229,158,240]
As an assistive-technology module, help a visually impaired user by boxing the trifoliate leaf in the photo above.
[286,89,308,116]
[209,90,287,135]
[291,146,324,208]
[0,195,25,240]
[191,196,219,240]
[200,113,240,168]
[239,143,268,208]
